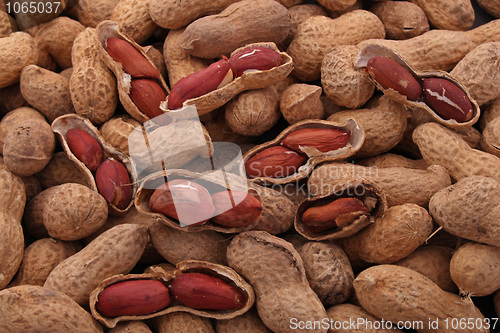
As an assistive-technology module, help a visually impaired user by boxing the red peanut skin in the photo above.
[96,279,171,317]
[245,146,307,178]
[95,158,133,210]
[302,197,370,232]
[169,273,245,310]
[66,128,103,172]
[229,46,284,77]
[129,79,167,119]
[422,78,473,122]
[211,190,262,227]
[149,179,215,226]
[106,38,160,79]
[281,128,350,153]
[366,56,422,101]
[167,56,232,110]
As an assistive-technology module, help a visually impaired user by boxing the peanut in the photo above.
[281,127,350,153]
[211,190,262,227]
[105,37,160,79]
[95,158,133,210]
[169,272,245,310]
[229,46,284,77]
[302,198,369,232]
[96,279,171,317]
[129,79,168,119]
[244,146,307,179]
[66,128,104,172]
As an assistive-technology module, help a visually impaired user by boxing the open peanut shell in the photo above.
[89,260,255,328]
[295,180,387,240]
[355,44,480,128]
[135,169,266,233]
[96,20,170,123]
[241,119,365,185]
[160,42,293,117]
[52,114,137,215]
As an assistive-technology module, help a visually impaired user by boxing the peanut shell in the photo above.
[0,32,37,89]
[109,0,159,44]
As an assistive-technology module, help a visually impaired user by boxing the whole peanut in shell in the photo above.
[149,312,215,333]
[227,231,327,333]
[354,265,486,333]
[44,224,148,306]
[408,0,474,31]
[299,242,354,305]
[0,159,26,289]
[3,118,55,177]
[450,242,500,297]
[110,0,159,44]
[0,285,103,333]
[216,307,272,333]
[370,1,429,40]
[36,151,90,188]
[9,238,78,287]
[109,321,153,333]
[179,0,291,59]
[0,107,45,155]
[0,32,38,89]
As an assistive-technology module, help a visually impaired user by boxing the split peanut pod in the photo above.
[160,42,293,117]
[295,180,387,240]
[96,21,170,123]
[135,169,267,233]
[52,114,137,215]
[356,44,480,128]
[89,260,255,328]
[241,119,364,184]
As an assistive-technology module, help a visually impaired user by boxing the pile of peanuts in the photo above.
[1,0,500,332]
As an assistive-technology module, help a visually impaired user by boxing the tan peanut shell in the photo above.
[317,0,355,11]
[308,162,451,208]
[68,0,119,28]
[280,83,325,124]
[179,0,291,59]
[3,118,55,177]
[358,153,429,169]
[35,17,85,69]
[295,180,387,241]
[36,151,90,188]
[326,303,403,333]
[394,246,456,292]
[450,41,500,106]
[96,21,170,123]
[0,11,17,38]
[0,32,38,89]
[358,29,475,72]
[287,10,385,81]
[19,65,75,123]
[284,4,327,46]
[0,107,45,155]
[225,86,281,136]
[52,114,137,215]
[370,1,429,40]
[408,0,474,31]
[465,19,500,47]
[70,28,118,124]
[216,307,272,333]
[149,312,215,333]
[321,44,375,109]
[21,175,42,202]
[413,122,500,182]
[480,98,500,130]
[242,119,364,185]
[477,0,500,18]
[163,28,210,88]
[135,169,262,233]
[299,242,354,305]
[99,115,141,155]
[354,265,487,333]
[481,117,500,158]
[450,242,500,297]
[161,42,293,117]
[44,224,149,306]
[143,45,168,79]
[149,220,229,265]
[109,321,153,333]
[109,0,159,44]
[9,238,78,287]
[149,0,240,30]
[355,44,480,128]
[327,95,408,158]
[0,84,28,115]
[0,285,103,333]
[89,260,255,327]
[429,176,500,247]
[24,183,108,241]
[0,160,26,289]
[339,203,433,264]
[226,231,327,333]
